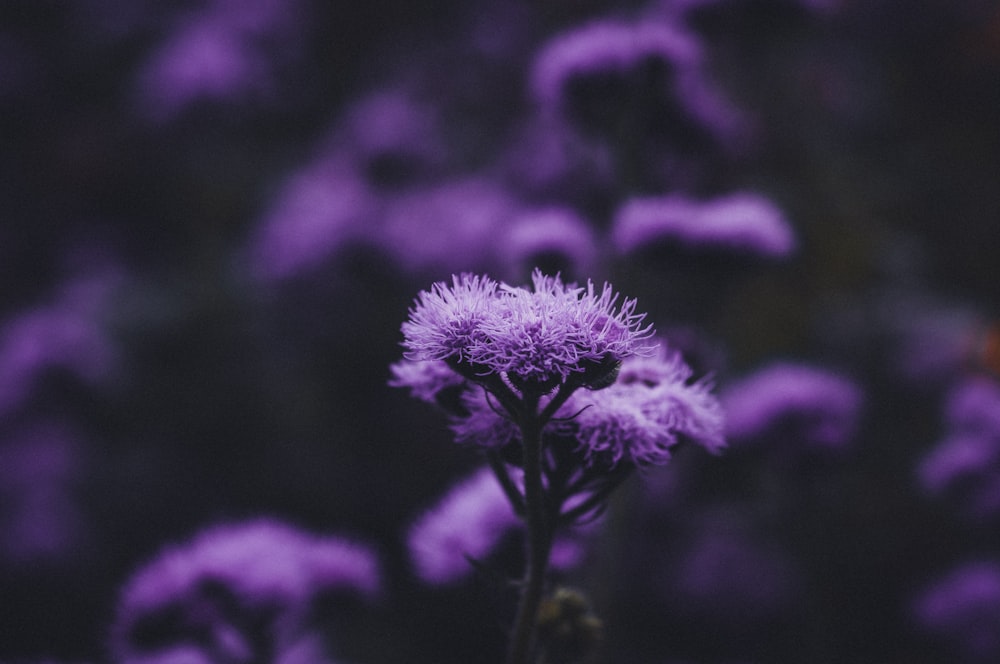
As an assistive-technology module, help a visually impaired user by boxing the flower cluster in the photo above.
[393,270,725,472]
[110,519,380,664]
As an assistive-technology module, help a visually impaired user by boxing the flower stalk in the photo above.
[506,392,552,664]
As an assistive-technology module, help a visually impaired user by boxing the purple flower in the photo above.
[496,116,617,207]
[530,17,744,148]
[0,274,118,418]
[244,86,452,281]
[401,273,501,366]
[446,344,725,468]
[945,375,1000,435]
[132,0,304,122]
[336,88,447,190]
[558,345,726,466]
[0,422,86,563]
[719,362,863,449]
[913,560,1000,660]
[916,376,1000,518]
[110,519,379,663]
[407,467,522,584]
[612,192,796,260]
[377,178,521,275]
[665,508,801,623]
[400,270,654,388]
[245,155,377,280]
[495,207,599,284]
[407,467,593,584]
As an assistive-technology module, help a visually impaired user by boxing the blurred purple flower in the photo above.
[530,17,744,148]
[917,376,1000,517]
[336,88,448,190]
[245,155,377,280]
[497,115,618,205]
[110,518,379,663]
[666,509,801,623]
[495,207,600,284]
[407,466,592,585]
[945,375,1000,434]
[720,362,863,449]
[244,85,454,281]
[408,466,521,584]
[0,275,118,418]
[0,423,86,563]
[612,192,796,260]
[133,0,305,121]
[378,178,521,276]
[913,560,1000,660]
[388,358,467,406]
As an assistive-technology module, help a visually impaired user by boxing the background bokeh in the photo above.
[2,0,999,662]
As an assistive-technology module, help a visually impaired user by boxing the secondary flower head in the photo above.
[447,344,725,468]
[400,270,655,389]
[559,345,726,467]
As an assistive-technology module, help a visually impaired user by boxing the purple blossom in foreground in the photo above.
[401,270,654,389]
[913,560,1000,661]
[110,519,379,664]
[557,345,726,467]
[917,376,1000,518]
[395,273,720,663]
[612,192,796,260]
[719,362,863,449]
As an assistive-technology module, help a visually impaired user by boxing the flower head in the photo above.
[400,270,654,389]
[401,273,500,366]
[560,345,726,467]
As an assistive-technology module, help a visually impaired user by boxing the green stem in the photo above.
[506,394,553,664]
